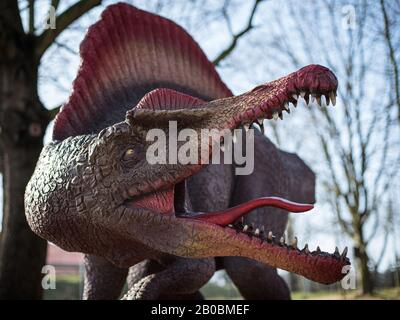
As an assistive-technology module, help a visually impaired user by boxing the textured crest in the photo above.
[53,3,232,141]
[136,88,204,111]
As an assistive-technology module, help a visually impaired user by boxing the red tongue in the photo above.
[184,197,313,226]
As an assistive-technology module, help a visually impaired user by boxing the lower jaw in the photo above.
[124,189,350,285]
[170,218,350,285]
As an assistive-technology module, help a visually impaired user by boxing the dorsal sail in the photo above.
[53,3,232,141]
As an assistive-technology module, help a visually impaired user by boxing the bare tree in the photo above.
[213,0,265,66]
[0,0,101,299]
[240,0,400,295]
[380,0,400,124]
[0,0,265,299]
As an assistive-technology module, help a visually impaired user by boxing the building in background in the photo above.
[46,243,84,275]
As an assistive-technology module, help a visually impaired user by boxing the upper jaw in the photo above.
[124,65,338,212]
[129,64,338,136]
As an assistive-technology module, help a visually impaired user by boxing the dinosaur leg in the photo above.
[127,260,206,300]
[123,257,215,300]
[224,257,290,299]
[82,254,128,299]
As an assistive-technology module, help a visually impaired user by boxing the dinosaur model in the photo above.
[25,3,349,300]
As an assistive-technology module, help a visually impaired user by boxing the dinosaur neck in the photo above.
[25,135,95,251]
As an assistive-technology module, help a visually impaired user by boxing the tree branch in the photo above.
[213,0,265,66]
[28,0,35,33]
[380,0,400,124]
[51,0,61,11]
[35,0,102,59]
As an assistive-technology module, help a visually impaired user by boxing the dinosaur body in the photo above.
[25,3,349,299]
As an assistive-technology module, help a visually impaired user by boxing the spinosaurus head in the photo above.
[25,4,349,285]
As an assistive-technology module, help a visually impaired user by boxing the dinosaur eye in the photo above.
[123,148,136,161]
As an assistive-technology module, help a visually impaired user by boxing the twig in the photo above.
[36,0,102,59]
[213,0,265,66]
[380,0,400,123]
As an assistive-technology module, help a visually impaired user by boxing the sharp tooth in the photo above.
[316,95,321,107]
[325,94,330,106]
[280,236,285,245]
[310,94,316,105]
[334,246,340,256]
[303,244,310,254]
[257,118,265,135]
[273,112,279,120]
[291,237,298,248]
[341,247,348,259]
[329,92,336,106]
[254,228,260,236]
[268,231,273,241]
[243,225,249,232]
[228,224,233,228]
[283,102,289,111]
[260,122,265,135]
[244,124,250,131]
[321,95,327,108]
[292,94,298,100]
[300,91,306,98]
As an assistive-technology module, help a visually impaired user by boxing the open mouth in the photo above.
[124,177,350,285]
[124,64,350,284]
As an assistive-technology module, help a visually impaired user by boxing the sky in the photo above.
[3,0,398,279]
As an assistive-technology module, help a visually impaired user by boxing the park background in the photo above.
[0,0,399,299]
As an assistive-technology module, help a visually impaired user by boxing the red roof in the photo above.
[46,242,84,266]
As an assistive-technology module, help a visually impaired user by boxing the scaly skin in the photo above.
[25,4,350,299]
[25,65,349,299]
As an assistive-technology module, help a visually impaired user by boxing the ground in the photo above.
[43,274,400,300]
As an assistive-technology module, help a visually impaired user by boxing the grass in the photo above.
[43,274,82,300]
[43,274,400,300]
[292,287,400,300]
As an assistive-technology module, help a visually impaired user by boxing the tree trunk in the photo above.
[353,229,374,295]
[355,248,374,295]
[0,15,49,298]
[0,143,47,299]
